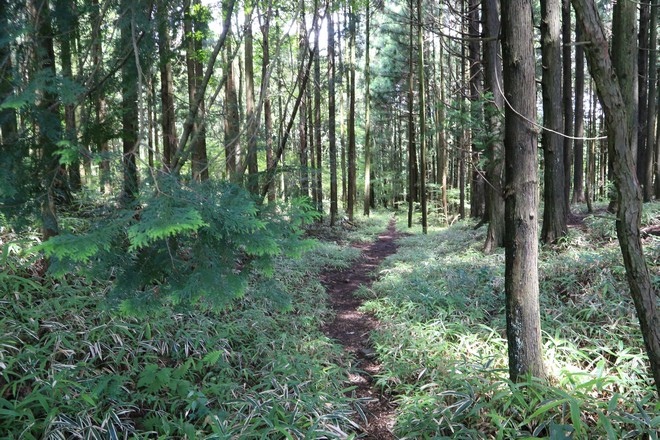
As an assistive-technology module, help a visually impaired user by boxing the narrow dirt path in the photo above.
[321,219,402,439]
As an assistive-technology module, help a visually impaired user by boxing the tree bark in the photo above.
[31,0,63,239]
[55,0,80,192]
[637,1,650,192]
[562,0,573,209]
[157,0,177,172]
[186,0,209,182]
[540,0,568,244]
[328,4,338,224]
[224,0,239,181]
[0,0,20,198]
[347,5,357,221]
[468,0,484,220]
[643,0,657,201]
[608,0,638,212]
[245,5,258,194]
[313,0,323,214]
[363,0,372,217]
[120,0,139,205]
[417,0,427,233]
[407,0,417,228]
[261,7,275,203]
[572,23,586,203]
[482,0,505,253]
[501,0,545,381]
[572,0,660,398]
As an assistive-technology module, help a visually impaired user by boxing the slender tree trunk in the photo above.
[158,0,177,172]
[120,0,139,204]
[0,0,18,149]
[482,0,505,253]
[468,0,484,220]
[245,6,258,194]
[56,0,80,192]
[407,0,416,228]
[261,8,275,202]
[298,1,309,199]
[643,0,657,201]
[186,0,209,182]
[437,41,448,224]
[313,0,323,214]
[328,4,338,224]
[347,4,357,221]
[637,1,650,190]
[32,0,62,239]
[562,0,573,210]
[458,8,467,221]
[572,0,660,398]
[541,0,568,244]
[608,0,638,212]
[363,0,372,217]
[572,23,586,203]
[417,0,427,233]
[224,0,239,181]
[501,0,545,381]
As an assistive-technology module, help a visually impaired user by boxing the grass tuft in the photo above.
[366,205,659,438]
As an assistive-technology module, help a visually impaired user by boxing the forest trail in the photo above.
[321,219,403,439]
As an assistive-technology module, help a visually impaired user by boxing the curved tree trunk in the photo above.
[572,0,660,398]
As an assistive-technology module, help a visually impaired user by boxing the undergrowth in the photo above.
[362,202,659,439]
[0,214,364,438]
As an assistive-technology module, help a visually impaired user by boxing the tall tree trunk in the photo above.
[468,0,484,220]
[572,22,586,203]
[437,40,448,224]
[157,0,177,172]
[637,1,650,191]
[572,0,660,398]
[245,5,258,194]
[647,0,658,200]
[482,0,505,253]
[56,0,80,192]
[32,0,62,239]
[363,0,372,217]
[186,0,209,182]
[608,0,638,212]
[0,0,20,197]
[407,0,417,228]
[501,0,545,381]
[459,19,467,221]
[417,0,427,233]
[313,0,323,214]
[120,0,139,204]
[643,0,657,201]
[224,0,239,181]
[261,7,275,203]
[347,4,357,221]
[562,0,573,209]
[298,1,309,199]
[328,4,338,224]
[90,0,110,194]
[540,0,568,244]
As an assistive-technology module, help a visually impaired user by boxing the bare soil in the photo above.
[321,219,403,439]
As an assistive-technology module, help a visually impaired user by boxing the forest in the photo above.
[0,0,659,437]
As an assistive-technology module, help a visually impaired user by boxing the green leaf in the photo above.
[127,207,207,251]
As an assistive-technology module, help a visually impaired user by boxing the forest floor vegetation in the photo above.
[0,203,658,438]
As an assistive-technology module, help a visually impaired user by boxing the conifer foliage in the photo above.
[40,178,318,311]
